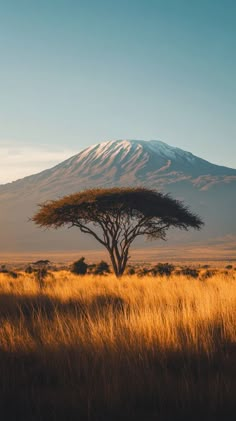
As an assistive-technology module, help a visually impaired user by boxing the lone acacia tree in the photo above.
[32,187,203,277]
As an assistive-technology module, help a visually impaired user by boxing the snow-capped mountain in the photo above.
[2,139,235,195]
[0,139,235,252]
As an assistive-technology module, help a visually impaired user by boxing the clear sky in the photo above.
[1,0,235,183]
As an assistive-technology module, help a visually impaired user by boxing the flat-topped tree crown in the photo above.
[32,187,203,277]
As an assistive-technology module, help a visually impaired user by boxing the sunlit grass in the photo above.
[0,270,235,420]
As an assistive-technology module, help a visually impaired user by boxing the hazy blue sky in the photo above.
[1,0,235,183]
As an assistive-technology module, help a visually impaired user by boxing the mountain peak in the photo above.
[81,139,196,163]
[1,138,236,252]
[1,139,236,193]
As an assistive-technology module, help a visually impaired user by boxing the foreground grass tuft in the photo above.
[0,271,235,420]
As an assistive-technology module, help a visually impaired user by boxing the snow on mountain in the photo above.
[48,138,236,184]
[3,139,235,197]
[0,139,235,252]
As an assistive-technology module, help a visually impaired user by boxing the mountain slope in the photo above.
[1,139,235,252]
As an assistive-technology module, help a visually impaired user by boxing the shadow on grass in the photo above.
[0,292,128,321]
[0,293,236,420]
[0,344,236,421]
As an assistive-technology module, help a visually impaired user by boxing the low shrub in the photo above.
[201,269,216,280]
[151,263,175,277]
[71,257,88,275]
[0,266,18,279]
[137,267,151,277]
[180,267,199,278]
[94,260,110,275]
[9,271,18,279]
[127,266,136,275]
[25,265,33,274]
[33,259,50,265]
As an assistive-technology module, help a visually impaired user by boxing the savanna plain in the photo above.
[0,264,236,420]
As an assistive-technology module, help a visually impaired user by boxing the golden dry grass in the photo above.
[0,270,236,420]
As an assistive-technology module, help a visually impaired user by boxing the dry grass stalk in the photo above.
[0,270,235,420]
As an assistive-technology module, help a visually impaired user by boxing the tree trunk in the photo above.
[108,250,119,277]
[108,245,129,278]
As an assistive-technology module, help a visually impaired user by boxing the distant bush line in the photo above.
[1,260,235,283]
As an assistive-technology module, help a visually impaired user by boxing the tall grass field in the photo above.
[0,269,235,420]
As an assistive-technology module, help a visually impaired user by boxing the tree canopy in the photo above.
[32,187,204,277]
